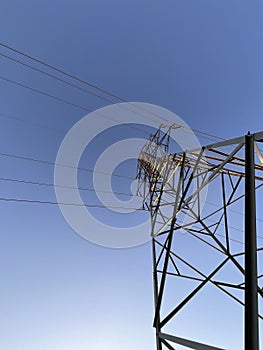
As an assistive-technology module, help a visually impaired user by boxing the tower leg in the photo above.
[244,133,259,350]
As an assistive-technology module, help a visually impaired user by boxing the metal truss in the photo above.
[137,126,263,350]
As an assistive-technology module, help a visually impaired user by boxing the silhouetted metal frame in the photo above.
[245,133,259,349]
[137,129,263,350]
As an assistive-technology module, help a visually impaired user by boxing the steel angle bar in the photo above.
[205,136,245,150]
[212,280,245,290]
[161,338,176,350]
[153,156,187,325]
[178,143,244,213]
[154,240,245,306]
[255,142,263,165]
[153,219,176,327]
[157,271,204,282]
[169,135,245,157]
[191,214,245,275]
[159,258,229,328]
[254,131,263,141]
[159,333,226,350]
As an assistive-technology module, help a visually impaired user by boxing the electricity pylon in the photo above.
[137,126,263,350]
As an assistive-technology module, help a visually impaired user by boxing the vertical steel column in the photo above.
[152,238,162,350]
[244,133,259,350]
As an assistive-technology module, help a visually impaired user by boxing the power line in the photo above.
[1,51,180,128]
[0,47,227,144]
[1,148,263,218]
[0,81,221,156]
[0,74,152,137]
[0,70,178,132]
[0,176,139,198]
[0,74,91,112]
[0,42,124,102]
[1,194,261,242]
[0,111,65,133]
[1,173,263,240]
[0,109,216,154]
[0,52,116,105]
[1,174,263,221]
[1,174,263,236]
[0,151,135,180]
[0,45,173,126]
[4,109,261,157]
[0,196,144,211]
[0,42,225,143]
[2,175,263,226]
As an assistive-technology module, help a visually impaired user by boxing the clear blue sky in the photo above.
[0,1,263,349]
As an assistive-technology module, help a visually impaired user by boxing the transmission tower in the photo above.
[137,126,263,350]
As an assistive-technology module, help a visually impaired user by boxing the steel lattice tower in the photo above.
[137,126,263,350]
